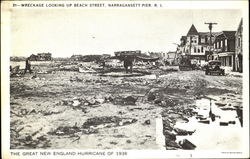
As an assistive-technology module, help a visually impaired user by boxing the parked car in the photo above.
[205,60,225,75]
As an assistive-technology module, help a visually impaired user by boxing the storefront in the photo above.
[218,52,235,71]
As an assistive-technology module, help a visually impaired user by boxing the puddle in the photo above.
[174,98,243,150]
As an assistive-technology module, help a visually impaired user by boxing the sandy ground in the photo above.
[10,63,242,150]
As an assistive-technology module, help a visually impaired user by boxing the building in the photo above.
[165,52,179,65]
[71,55,83,61]
[148,52,167,59]
[213,31,236,71]
[29,52,52,61]
[178,24,221,66]
[114,50,141,57]
[235,18,243,72]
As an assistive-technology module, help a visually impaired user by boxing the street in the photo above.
[10,62,243,150]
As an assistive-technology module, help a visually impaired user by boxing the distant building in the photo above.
[148,52,167,59]
[235,18,243,72]
[29,52,52,61]
[71,55,83,61]
[165,52,178,65]
[114,50,141,57]
[213,31,236,71]
[178,24,221,65]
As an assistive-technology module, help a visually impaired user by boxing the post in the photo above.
[205,22,217,61]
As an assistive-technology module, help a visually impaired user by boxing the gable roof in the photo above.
[223,31,236,39]
[187,24,199,35]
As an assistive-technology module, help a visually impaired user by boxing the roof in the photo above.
[187,24,199,35]
[222,31,236,39]
[180,36,187,40]
[236,18,243,35]
[198,32,222,36]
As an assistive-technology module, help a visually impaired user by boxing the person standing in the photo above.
[124,56,133,73]
[24,57,32,73]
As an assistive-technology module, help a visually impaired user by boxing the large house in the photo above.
[213,31,236,71]
[235,18,243,72]
[178,24,221,65]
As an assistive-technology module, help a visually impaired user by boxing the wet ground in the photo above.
[10,62,243,150]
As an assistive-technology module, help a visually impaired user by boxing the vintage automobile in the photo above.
[205,60,225,75]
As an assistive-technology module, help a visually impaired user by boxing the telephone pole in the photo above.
[205,22,217,61]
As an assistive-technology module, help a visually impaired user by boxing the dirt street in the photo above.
[10,64,242,149]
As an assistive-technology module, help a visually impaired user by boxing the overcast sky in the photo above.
[11,9,242,57]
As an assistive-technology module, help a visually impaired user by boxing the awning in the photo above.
[218,52,235,57]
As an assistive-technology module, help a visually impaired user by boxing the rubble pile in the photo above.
[82,116,137,129]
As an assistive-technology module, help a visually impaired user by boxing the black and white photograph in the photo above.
[1,0,249,158]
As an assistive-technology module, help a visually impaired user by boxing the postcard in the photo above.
[1,0,249,158]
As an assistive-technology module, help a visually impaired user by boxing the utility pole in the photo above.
[205,22,217,61]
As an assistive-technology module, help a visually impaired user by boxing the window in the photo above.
[225,39,227,46]
[221,40,223,48]
[201,47,203,52]
[198,49,200,53]
[217,42,219,48]
[194,47,196,53]
[238,38,241,46]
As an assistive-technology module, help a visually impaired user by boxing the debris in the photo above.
[220,107,236,111]
[219,122,228,126]
[228,121,236,124]
[48,126,81,136]
[82,116,137,129]
[174,128,195,136]
[215,103,227,106]
[123,96,138,105]
[72,100,81,107]
[179,139,196,150]
[165,140,181,149]
[163,130,176,140]
[144,120,151,125]
[198,120,210,124]
[147,92,156,101]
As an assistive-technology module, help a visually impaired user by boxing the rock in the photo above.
[126,140,132,143]
[179,139,196,150]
